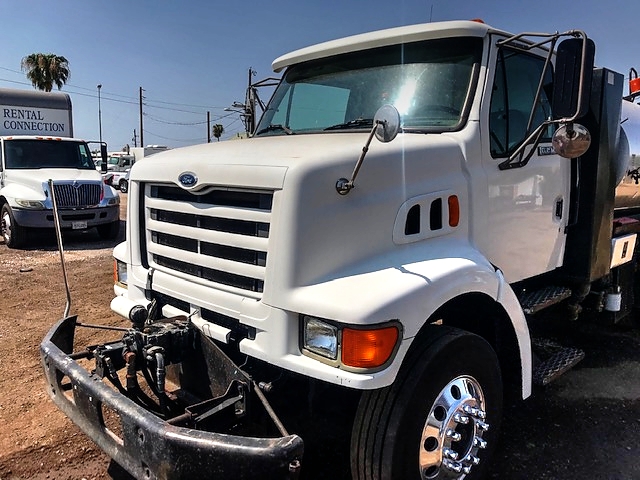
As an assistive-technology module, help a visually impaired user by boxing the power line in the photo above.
[0,65,252,116]
[144,128,205,143]
[144,113,208,126]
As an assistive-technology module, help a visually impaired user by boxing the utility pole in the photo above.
[246,68,255,135]
[132,129,138,148]
[139,87,144,148]
[244,68,279,135]
[207,111,211,143]
[226,68,278,136]
[97,84,102,143]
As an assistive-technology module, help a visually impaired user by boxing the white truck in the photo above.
[104,146,169,193]
[0,87,120,248]
[41,20,640,479]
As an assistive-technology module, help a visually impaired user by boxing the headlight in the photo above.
[15,199,45,209]
[114,259,128,287]
[107,196,120,206]
[302,315,401,370]
[303,316,338,360]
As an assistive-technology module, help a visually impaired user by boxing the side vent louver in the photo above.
[394,191,460,245]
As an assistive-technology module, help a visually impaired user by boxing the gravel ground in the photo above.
[1,192,639,479]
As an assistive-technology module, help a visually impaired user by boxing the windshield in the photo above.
[256,37,482,136]
[4,139,95,170]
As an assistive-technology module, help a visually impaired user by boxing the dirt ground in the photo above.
[1,192,640,479]
[0,195,127,480]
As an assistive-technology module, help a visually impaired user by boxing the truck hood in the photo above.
[3,168,103,200]
[129,134,373,190]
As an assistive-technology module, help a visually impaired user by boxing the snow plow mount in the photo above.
[40,315,303,480]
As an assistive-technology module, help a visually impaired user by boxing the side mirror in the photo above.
[374,104,401,143]
[552,123,591,158]
[100,143,108,174]
[552,37,595,120]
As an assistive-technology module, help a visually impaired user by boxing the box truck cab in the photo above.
[0,88,120,248]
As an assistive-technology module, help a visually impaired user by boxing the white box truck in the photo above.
[41,21,640,479]
[0,87,120,248]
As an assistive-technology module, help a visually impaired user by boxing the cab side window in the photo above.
[489,48,553,158]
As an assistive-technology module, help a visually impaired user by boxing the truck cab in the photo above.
[42,20,639,480]
[0,88,120,248]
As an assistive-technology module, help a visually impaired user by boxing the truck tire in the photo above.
[1,204,27,248]
[97,220,120,240]
[351,326,502,480]
[119,179,128,193]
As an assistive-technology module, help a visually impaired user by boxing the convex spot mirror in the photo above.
[374,104,401,143]
[552,123,591,158]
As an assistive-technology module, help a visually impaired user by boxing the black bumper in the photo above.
[40,316,304,480]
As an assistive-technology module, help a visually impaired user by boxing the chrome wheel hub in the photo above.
[419,376,488,479]
[1,211,11,243]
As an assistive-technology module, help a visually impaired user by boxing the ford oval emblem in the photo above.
[178,172,197,188]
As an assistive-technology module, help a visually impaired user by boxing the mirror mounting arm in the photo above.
[498,121,550,170]
[336,120,384,195]
[336,104,400,195]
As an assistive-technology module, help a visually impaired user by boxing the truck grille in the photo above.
[52,183,102,208]
[144,184,272,298]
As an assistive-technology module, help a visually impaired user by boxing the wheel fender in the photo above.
[280,239,531,393]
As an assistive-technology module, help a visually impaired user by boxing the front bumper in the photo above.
[14,204,119,228]
[40,316,303,480]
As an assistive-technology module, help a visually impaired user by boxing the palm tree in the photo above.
[21,53,70,92]
[212,124,224,142]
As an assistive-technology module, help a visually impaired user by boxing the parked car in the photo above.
[117,171,129,193]
[102,170,129,193]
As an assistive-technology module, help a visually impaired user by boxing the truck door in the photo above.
[478,40,569,283]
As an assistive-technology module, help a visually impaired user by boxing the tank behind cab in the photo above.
[615,99,640,212]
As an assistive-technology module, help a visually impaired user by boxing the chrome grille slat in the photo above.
[144,184,272,296]
[52,183,101,208]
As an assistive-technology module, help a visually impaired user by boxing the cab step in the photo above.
[531,338,585,386]
[519,286,572,315]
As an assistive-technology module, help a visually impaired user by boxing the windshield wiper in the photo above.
[255,124,294,136]
[324,118,374,131]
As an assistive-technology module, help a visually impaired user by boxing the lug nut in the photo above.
[443,448,459,460]
[454,413,470,424]
[446,429,462,442]
[476,420,490,432]
[443,459,463,473]
[470,455,481,466]
[473,437,488,449]
[463,405,477,416]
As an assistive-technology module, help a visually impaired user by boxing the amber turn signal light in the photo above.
[341,326,399,369]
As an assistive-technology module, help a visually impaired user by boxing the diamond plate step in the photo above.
[532,338,585,386]
[519,286,572,314]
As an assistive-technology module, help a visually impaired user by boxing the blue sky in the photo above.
[0,0,635,150]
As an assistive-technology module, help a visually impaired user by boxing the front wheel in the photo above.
[1,204,27,248]
[119,179,128,193]
[351,326,503,480]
